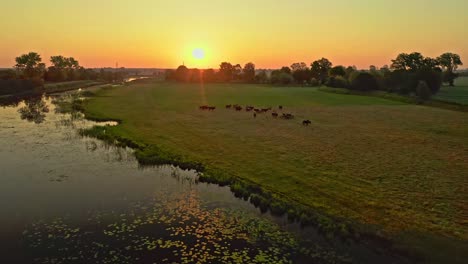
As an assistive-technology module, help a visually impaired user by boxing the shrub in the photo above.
[415,80,432,102]
[326,76,348,88]
[309,78,319,87]
[350,72,379,91]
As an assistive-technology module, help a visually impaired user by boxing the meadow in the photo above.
[83,81,468,262]
[434,77,468,105]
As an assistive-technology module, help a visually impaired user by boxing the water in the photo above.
[0,93,408,263]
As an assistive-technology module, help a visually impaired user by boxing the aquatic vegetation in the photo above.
[23,191,349,263]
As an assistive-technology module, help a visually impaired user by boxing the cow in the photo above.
[302,120,312,126]
[281,113,294,119]
[226,104,232,109]
[253,113,257,118]
[208,106,216,111]
[279,105,283,110]
[272,112,278,118]
[235,106,243,111]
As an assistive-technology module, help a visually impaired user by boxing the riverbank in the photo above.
[80,81,468,263]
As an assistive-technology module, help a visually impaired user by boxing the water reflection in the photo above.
[18,97,49,124]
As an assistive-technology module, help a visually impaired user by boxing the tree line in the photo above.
[0,52,127,87]
[167,52,463,100]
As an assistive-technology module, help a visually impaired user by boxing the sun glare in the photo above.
[192,48,205,60]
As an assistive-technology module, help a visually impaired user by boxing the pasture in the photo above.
[434,76,468,105]
[83,81,468,261]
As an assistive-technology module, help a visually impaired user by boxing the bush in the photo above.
[350,72,379,91]
[326,76,348,88]
[309,78,319,87]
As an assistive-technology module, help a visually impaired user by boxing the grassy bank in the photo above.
[44,80,104,94]
[81,81,468,263]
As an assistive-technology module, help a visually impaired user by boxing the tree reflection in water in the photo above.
[17,97,49,124]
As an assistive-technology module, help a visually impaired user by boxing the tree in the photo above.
[255,70,268,83]
[311,58,332,84]
[233,64,242,80]
[437,52,463,86]
[15,52,44,80]
[202,69,216,82]
[270,70,293,85]
[350,72,379,91]
[175,65,189,82]
[219,62,234,82]
[243,62,255,82]
[329,66,346,77]
[280,66,291,74]
[390,52,425,71]
[290,62,310,84]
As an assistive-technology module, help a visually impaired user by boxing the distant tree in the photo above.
[243,62,255,82]
[255,70,268,83]
[350,72,379,91]
[437,52,463,86]
[190,68,201,82]
[311,58,332,84]
[415,80,432,102]
[202,69,216,82]
[219,62,234,82]
[391,52,425,71]
[329,65,346,77]
[345,66,357,80]
[175,65,190,82]
[233,64,242,81]
[50,55,68,69]
[290,62,310,84]
[270,70,293,85]
[15,52,45,80]
[280,66,291,74]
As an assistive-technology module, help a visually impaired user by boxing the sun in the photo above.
[192,48,205,60]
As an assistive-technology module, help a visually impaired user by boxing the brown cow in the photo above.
[272,112,278,118]
[302,120,311,126]
[226,104,232,109]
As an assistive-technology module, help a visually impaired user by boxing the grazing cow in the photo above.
[302,120,312,126]
[208,106,216,111]
[199,105,209,110]
[253,113,257,118]
[254,108,260,113]
[261,108,269,112]
[279,105,283,110]
[246,106,254,112]
[281,113,294,119]
[235,106,243,111]
[272,112,278,118]
[226,104,232,109]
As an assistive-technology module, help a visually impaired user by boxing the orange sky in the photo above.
[1,0,467,69]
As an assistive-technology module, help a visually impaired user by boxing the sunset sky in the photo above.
[1,0,467,69]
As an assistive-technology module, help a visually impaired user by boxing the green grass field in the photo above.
[83,81,468,262]
[434,77,468,105]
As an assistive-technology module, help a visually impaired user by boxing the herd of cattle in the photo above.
[199,104,312,125]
